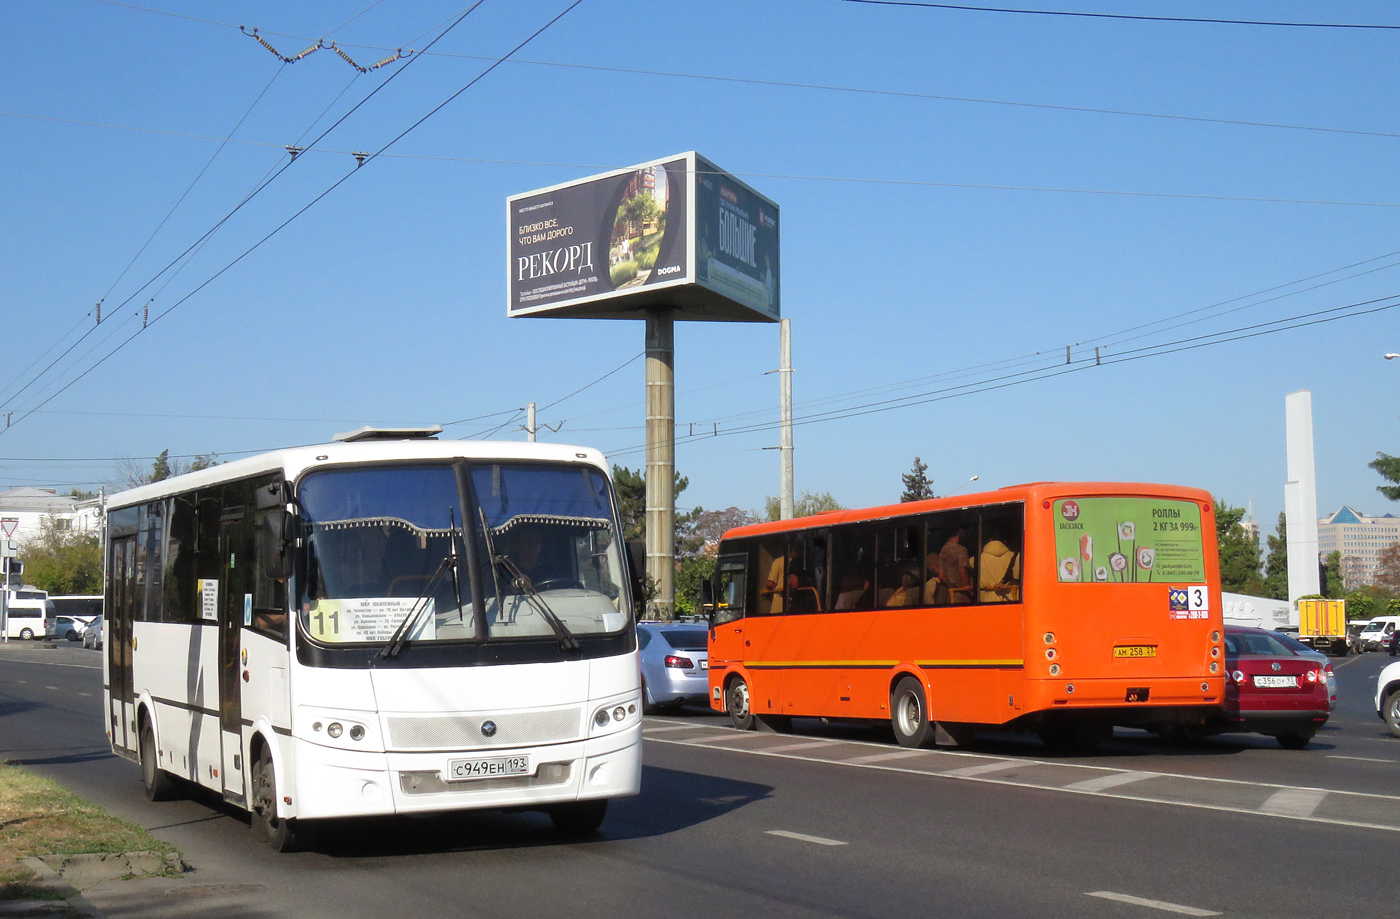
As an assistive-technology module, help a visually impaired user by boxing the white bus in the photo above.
[103,429,642,851]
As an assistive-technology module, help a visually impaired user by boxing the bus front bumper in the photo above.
[289,724,642,820]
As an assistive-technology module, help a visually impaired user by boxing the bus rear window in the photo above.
[1053,497,1205,583]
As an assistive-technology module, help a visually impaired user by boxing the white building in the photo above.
[1317,506,1400,590]
[0,487,102,548]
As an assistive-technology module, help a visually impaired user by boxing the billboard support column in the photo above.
[779,318,794,520]
[645,309,675,619]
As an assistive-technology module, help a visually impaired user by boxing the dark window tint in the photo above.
[831,526,875,612]
[16,591,45,601]
[786,530,828,613]
[638,629,652,650]
[661,629,708,651]
[876,523,922,609]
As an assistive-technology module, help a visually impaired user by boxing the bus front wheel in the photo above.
[727,676,756,731]
[251,745,303,853]
[891,677,936,749]
[139,721,176,802]
[18,628,33,640]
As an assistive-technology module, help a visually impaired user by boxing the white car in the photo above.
[1375,658,1400,737]
[81,615,104,650]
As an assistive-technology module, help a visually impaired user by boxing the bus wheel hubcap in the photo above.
[899,694,920,734]
[733,683,749,718]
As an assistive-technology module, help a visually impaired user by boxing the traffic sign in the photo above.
[0,518,16,538]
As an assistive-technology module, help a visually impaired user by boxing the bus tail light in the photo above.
[1048,663,1061,676]
[665,655,694,669]
[1209,662,1218,674]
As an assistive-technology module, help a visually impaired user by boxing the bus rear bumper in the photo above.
[1018,676,1224,728]
[290,725,642,820]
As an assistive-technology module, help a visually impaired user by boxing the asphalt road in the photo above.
[1,642,1397,919]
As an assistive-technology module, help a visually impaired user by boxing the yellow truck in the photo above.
[1297,598,1349,656]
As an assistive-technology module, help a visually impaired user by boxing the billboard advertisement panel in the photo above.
[507,152,778,322]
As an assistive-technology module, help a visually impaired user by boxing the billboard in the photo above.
[507,152,778,322]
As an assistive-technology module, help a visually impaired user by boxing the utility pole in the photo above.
[645,310,675,619]
[526,402,537,442]
[779,318,794,520]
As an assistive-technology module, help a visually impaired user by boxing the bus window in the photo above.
[926,510,976,607]
[787,531,827,613]
[714,553,748,625]
[165,495,197,622]
[876,524,922,608]
[831,525,875,612]
[977,504,1023,604]
[756,537,793,615]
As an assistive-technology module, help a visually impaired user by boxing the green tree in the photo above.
[1215,499,1264,594]
[1346,590,1377,621]
[18,516,102,594]
[900,456,934,502]
[1322,550,1345,598]
[1263,512,1289,600]
[1370,452,1400,501]
[764,490,844,522]
[114,450,219,489]
[674,556,716,618]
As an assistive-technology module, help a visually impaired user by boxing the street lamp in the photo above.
[947,474,980,495]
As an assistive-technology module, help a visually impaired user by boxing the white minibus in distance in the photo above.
[103,429,642,851]
[4,588,52,640]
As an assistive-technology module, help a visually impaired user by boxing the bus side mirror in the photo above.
[625,541,648,618]
[259,508,295,580]
[700,579,715,621]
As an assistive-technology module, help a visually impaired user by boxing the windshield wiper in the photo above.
[380,510,465,660]
[478,510,579,652]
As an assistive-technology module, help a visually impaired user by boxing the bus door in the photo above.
[709,553,750,672]
[107,536,136,753]
[217,510,250,803]
[767,531,833,717]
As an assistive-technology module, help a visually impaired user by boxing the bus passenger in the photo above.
[885,566,922,608]
[979,530,1021,602]
[834,571,868,611]
[939,531,973,605]
[761,543,799,614]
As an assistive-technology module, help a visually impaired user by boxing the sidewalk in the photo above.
[18,848,271,919]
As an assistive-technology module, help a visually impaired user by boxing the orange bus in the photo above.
[704,482,1225,749]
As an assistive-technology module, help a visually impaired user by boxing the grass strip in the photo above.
[0,760,180,899]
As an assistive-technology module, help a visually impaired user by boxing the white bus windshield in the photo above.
[295,462,628,648]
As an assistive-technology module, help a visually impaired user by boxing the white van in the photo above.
[1358,616,1400,652]
[4,588,52,640]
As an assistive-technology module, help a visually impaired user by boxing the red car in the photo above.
[1219,626,1333,749]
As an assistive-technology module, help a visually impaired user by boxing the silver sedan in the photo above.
[638,621,710,714]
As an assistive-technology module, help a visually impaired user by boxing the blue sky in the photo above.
[2,0,1398,536]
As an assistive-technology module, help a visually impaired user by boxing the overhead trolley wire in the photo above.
[832,0,1400,30]
[0,2,491,425]
[0,1,587,437]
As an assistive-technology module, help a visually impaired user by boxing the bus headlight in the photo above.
[594,709,611,727]
[327,722,343,738]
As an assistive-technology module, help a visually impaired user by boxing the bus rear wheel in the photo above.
[251,745,302,853]
[18,628,33,640]
[890,677,936,749]
[727,676,756,731]
[140,722,176,802]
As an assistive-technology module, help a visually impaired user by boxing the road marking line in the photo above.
[1260,787,1328,818]
[76,692,92,697]
[1327,755,1396,763]
[760,740,839,754]
[1063,771,1153,792]
[766,830,847,847]
[642,725,712,734]
[845,749,931,764]
[647,736,1400,832]
[942,760,1023,777]
[678,733,765,745]
[1086,891,1220,916]
[43,686,58,690]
